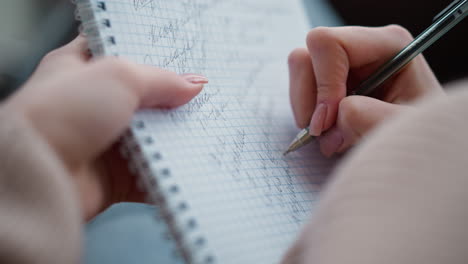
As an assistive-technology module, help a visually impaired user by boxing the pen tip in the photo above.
[283,128,315,157]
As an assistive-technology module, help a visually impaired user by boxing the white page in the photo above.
[85,0,337,263]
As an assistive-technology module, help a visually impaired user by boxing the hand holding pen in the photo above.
[285,0,467,157]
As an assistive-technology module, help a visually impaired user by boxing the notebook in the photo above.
[75,1,336,263]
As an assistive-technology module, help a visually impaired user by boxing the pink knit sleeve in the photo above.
[285,82,468,264]
[0,109,81,264]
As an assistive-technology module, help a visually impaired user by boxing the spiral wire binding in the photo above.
[73,1,214,263]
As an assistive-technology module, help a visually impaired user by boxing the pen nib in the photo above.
[283,128,316,156]
[283,140,305,156]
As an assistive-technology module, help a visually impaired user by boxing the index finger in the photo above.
[306,25,413,136]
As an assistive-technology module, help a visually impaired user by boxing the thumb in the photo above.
[319,96,405,157]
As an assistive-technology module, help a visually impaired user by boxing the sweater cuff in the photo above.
[0,108,81,264]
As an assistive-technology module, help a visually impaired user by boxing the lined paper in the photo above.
[91,0,336,263]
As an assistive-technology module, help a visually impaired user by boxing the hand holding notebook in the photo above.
[4,35,208,221]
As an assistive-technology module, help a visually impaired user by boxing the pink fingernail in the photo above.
[309,103,328,136]
[182,74,209,85]
[319,128,344,158]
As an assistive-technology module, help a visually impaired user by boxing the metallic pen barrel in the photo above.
[283,128,316,156]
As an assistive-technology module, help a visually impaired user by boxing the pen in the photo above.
[284,0,468,156]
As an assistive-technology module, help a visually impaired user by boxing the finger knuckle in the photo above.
[288,48,309,67]
[315,82,347,101]
[338,97,362,127]
[94,57,137,84]
[385,24,414,42]
[306,27,335,49]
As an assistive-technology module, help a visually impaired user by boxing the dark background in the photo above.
[0,0,466,101]
[329,0,468,84]
[0,0,76,100]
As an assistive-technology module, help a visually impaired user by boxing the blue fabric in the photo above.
[84,203,183,264]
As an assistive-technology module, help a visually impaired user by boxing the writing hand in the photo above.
[4,36,207,220]
[288,25,443,157]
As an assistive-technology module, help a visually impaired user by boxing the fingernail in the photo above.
[182,74,209,85]
[319,128,344,158]
[309,103,328,136]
